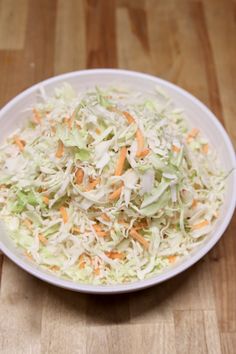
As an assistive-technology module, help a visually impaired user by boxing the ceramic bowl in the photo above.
[0,69,235,294]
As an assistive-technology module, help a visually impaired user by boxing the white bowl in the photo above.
[0,69,235,294]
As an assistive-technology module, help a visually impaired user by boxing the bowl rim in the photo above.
[0,68,235,294]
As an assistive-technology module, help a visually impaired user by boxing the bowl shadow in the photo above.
[39,257,209,325]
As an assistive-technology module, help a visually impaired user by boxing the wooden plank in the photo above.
[85,0,117,68]
[0,259,43,354]
[0,0,28,50]
[208,213,236,332]
[221,333,236,354]
[55,0,86,74]
[203,0,236,142]
[174,310,208,354]
[85,294,130,325]
[0,0,57,107]
[86,323,176,354]
[41,287,87,354]
[204,311,222,354]
[116,0,151,72]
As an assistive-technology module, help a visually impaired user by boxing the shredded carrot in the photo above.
[93,224,109,237]
[78,253,91,269]
[85,177,100,191]
[123,111,135,124]
[201,143,209,154]
[191,199,198,208]
[0,184,6,189]
[33,108,41,124]
[25,251,33,261]
[75,168,84,184]
[78,254,86,269]
[60,206,68,224]
[75,121,81,129]
[108,106,122,114]
[101,213,111,222]
[71,226,81,234]
[38,234,48,245]
[105,251,124,260]
[14,135,25,152]
[22,219,32,230]
[56,140,64,158]
[168,255,177,263]
[63,117,73,129]
[95,127,101,134]
[192,220,209,230]
[188,128,199,138]
[129,228,149,250]
[118,220,130,228]
[43,196,49,205]
[109,185,123,201]
[49,265,60,271]
[94,267,100,275]
[136,129,145,157]
[51,126,56,135]
[115,146,127,176]
[187,128,199,143]
[138,148,150,158]
[172,145,181,153]
[134,220,148,230]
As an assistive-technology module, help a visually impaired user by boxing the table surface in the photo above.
[0,0,235,353]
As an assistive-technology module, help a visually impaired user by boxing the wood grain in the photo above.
[0,1,235,353]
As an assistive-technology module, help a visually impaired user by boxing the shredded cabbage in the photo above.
[0,83,226,285]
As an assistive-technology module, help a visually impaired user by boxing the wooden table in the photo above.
[0,1,235,353]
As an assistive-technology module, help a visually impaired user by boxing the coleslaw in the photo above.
[0,84,225,284]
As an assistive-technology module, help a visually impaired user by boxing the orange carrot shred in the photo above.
[168,255,176,263]
[60,206,68,224]
[78,253,91,269]
[38,234,48,245]
[71,226,81,234]
[75,168,84,184]
[192,220,209,230]
[109,185,123,201]
[138,148,150,158]
[51,126,56,135]
[95,127,101,134]
[56,140,64,158]
[201,144,209,154]
[187,128,199,143]
[114,146,127,176]
[93,224,109,237]
[105,251,124,260]
[85,177,100,192]
[63,117,73,129]
[49,265,60,271]
[136,129,145,157]
[107,106,122,114]
[191,199,198,208]
[123,111,135,124]
[188,128,199,138]
[129,228,149,250]
[101,213,110,222]
[94,267,100,275]
[33,108,42,124]
[14,135,25,152]
[43,196,49,205]
[25,250,33,261]
[22,219,32,230]
[172,145,181,153]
